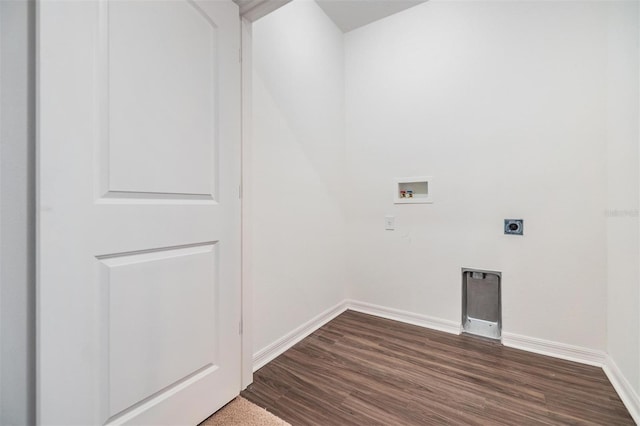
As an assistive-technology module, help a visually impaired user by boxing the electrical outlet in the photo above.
[504,219,523,235]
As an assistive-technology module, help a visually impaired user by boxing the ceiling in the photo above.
[315,0,427,33]
[233,0,294,22]
[234,0,428,32]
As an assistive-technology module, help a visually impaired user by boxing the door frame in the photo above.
[240,15,253,390]
[238,0,294,391]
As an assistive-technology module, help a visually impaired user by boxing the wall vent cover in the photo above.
[462,268,502,340]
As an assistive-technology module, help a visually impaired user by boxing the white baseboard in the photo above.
[603,355,640,424]
[501,332,606,367]
[345,299,461,335]
[252,301,348,371]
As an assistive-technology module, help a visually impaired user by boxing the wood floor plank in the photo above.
[242,310,634,425]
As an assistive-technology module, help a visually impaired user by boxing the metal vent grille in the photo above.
[462,269,502,340]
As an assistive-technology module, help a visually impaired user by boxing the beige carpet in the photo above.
[200,397,290,426]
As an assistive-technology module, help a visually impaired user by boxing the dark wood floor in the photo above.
[242,310,634,425]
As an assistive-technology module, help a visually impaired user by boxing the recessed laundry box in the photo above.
[462,269,501,340]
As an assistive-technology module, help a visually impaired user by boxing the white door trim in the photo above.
[240,16,253,390]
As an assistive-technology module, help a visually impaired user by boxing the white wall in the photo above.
[250,0,347,353]
[0,0,633,420]
[605,0,640,398]
[0,1,36,424]
[344,1,612,350]
[252,0,640,411]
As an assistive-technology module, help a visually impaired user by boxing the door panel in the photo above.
[101,243,218,418]
[37,1,241,424]
[106,0,218,196]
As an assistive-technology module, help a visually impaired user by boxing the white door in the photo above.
[37,1,241,424]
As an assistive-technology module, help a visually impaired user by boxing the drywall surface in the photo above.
[0,0,36,424]
[344,0,610,350]
[250,0,347,353]
[605,0,640,395]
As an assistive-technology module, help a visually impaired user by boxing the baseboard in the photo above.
[252,301,348,371]
[603,355,640,424]
[253,302,607,370]
[501,332,606,367]
[345,299,461,335]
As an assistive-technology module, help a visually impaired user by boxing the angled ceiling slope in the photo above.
[233,0,293,22]
[234,0,428,32]
[315,0,428,33]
